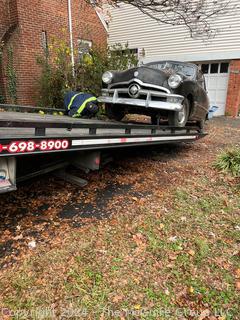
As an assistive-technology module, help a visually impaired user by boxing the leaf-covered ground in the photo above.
[0,117,239,320]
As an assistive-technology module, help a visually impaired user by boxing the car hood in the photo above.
[110,66,170,88]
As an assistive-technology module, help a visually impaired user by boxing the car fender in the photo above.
[176,80,209,120]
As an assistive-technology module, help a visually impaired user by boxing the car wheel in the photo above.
[105,104,125,121]
[168,99,189,127]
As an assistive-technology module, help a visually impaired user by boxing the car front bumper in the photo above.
[98,88,184,112]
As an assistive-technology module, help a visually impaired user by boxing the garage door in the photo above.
[201,62,230,116]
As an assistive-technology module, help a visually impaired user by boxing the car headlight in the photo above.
[168,74,182,89]
[102,71,113,84]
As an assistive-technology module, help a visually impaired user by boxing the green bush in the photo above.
[215,148,240,177]
[6,46,17,104]
[37,37,139,109]
[0,44,17,104]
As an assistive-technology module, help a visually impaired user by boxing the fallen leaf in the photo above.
[176,245,183,251]
[236,281,240,290]
[188,286,194,294]
[235,268,240,278]
[209,232,216,238]
[223,198,228,207]
[164,289,170,296]
[188,249,196,256]
[112,295,124,303]
[159,223,165,230]
[13,234,23,240]
[134,305,141,310]
[28,240,36,249]
[133,233,146,247]
[169,236,178,242]
[169,254,177,261]
[199,309,210,320]
[99,313,105,320]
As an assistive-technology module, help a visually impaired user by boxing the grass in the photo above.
[0,167,240,319]
[215,147,240,177]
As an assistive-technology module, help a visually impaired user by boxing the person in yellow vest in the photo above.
[64,91,99,118]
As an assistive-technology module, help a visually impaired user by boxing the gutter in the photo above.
[95,9,109,33]
[89,0,108,33]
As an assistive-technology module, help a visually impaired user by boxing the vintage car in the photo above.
[98,60,210,127]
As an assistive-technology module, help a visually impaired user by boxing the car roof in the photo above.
[145,60,197,68]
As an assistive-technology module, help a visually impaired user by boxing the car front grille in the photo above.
[107,85,167,102]
[110,82,168,94]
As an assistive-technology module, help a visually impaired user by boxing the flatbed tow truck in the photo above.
[0,105,207,194]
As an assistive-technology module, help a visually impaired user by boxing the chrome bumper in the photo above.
[98,88,184,112]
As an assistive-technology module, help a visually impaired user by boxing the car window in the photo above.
[146,61,196,79]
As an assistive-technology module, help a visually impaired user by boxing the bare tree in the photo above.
[89,0,232,39]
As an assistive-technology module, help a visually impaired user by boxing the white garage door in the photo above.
[201,62,230,116]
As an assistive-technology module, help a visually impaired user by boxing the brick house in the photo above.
[0,0,107,105]
[108,1,240,117]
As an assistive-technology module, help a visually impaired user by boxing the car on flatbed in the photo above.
[98,60,210,127]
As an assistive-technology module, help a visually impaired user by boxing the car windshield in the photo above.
[146,61,196,79]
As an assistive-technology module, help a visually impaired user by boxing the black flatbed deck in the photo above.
[0,111,206,157]
[0,112,131,138]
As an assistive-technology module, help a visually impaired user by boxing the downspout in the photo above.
[67,0,75,76]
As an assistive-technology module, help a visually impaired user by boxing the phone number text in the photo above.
[0,140,69,153]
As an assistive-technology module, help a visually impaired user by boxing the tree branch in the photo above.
[88,0,234,39]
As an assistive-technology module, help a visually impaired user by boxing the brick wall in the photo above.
[226,60,240,117]
[0,1,8,37]
[0,0,107,105]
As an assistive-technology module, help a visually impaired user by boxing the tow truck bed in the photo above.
[0,111,206,156]
[0,109,206,193]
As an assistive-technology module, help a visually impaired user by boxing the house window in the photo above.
[113,48,139,58]
[111,47,140,66]
[78,39,92,60]
[220,63,229,73]
[201,64,209,74]
[201,62,229,74]
[41,31,48,52]
[210,63,219,74]
[118,48,138,55]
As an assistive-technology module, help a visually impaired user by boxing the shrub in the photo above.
[0,44,17,104]
[37,37,139,109]
[214,148,240,177]
[6,46,17,104]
